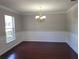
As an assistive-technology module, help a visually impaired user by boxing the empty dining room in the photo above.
[0,0,78,59]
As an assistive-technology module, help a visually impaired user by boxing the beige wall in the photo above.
[67,4,78,53]
[0,7,22,55]
[22,13,67,31]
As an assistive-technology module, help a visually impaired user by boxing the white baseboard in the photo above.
[0,41,21,56]
[0,32,22,56]
[66,33,78,54]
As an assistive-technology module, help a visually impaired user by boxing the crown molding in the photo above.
[0,3,77,15]
[66,3,78,13]
[0,5,21,15]
[22,11,67,15]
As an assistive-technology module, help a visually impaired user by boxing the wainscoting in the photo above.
[21,31,69,42]
[20,31,77,53]
[0,31,77,57]
[0,32,22,56]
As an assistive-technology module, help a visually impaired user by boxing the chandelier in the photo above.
[35,7,46,22]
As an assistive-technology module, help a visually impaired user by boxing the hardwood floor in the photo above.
[0,41,78,59]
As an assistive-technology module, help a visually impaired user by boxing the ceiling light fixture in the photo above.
[35,7,46,22]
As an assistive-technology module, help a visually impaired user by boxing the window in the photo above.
[4,15,16,43]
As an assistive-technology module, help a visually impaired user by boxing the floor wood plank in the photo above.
[0,41,78,59]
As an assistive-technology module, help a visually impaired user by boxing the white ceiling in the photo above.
[0,0,77,14]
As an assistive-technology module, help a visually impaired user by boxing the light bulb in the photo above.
[35,16,40,19]
[42,16,46,19]
[40,16,46,20]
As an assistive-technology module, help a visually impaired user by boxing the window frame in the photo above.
[4,15,16,43]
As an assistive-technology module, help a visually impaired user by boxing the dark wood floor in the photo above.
[0,41,78,59]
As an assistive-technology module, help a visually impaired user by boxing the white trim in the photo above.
[21,31,69,42]
[22,11,66,15]
[0,32,22,56]
[0,5,20,14]
[66,3,78,13]
[0,3,78,15]
[0,41,21,56]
